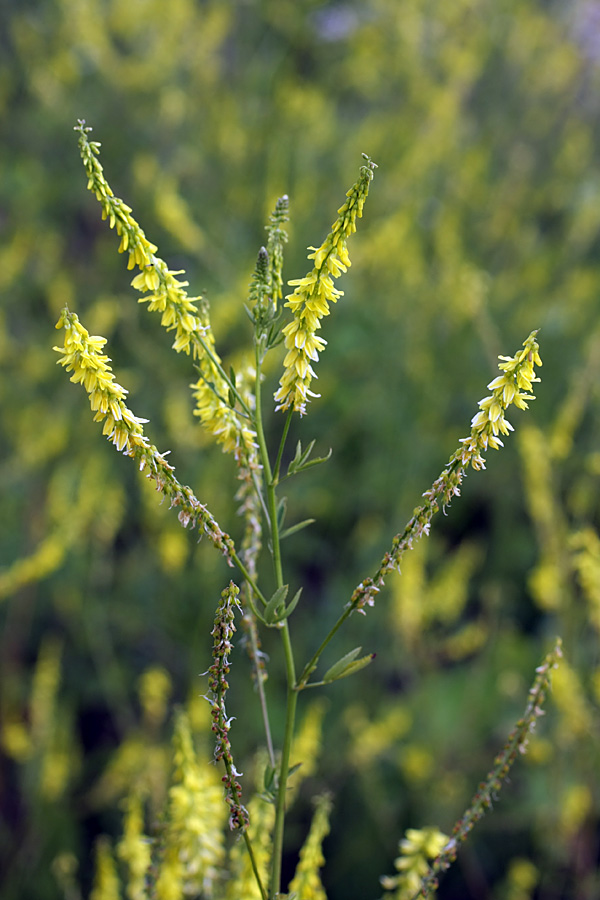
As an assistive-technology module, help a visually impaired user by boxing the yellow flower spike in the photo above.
[90,838,121,900]
[158,711,226,899]
[274,154,376,415]
[55,307,235,561]
[381,826,449,898]
[117,793,151,900]
[74,121,256,463]
[287,794,332,900]
[352,330,542,611]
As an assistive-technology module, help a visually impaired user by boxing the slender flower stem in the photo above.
[412,639,563,899]
[246,613,276,768]
[253,343,299,898]
[273,410,293,484]
[193,330,254,419]
[270,626,298,898]
[230,550,269,607]
[243,832,268,900]
[297,607,353,689]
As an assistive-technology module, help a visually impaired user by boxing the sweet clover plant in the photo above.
[53,121,561,900]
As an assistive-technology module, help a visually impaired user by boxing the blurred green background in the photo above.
[1,0,599,897]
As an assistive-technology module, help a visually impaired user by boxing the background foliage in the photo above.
[1,1,599,897]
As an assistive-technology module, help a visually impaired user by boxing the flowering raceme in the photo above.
[287,794,332,900]
[274,154,377,415]
[351,330,542,611]
[74,120,256,463]
[54,307,234,560]
[156,711,226,899]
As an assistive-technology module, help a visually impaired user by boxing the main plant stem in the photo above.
[254,349,297,899]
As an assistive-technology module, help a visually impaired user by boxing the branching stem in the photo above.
[253,343,298,898]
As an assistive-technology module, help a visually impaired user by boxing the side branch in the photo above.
[298,330,542,686]
[414,638,563,899]
[351,330,542,611]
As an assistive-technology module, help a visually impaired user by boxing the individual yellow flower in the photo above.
[54,307,235,560]
[274,155,376,415]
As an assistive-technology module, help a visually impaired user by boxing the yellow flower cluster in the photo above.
[54,307,235,560]
[75,120,256,462]
[287,795,332,900]
[352,331,542,611]
[381,827,449,899]
[155,711,226,899]
[459,331,543,467]
[190,359,258,462]
[90,838,120,900]
[117,794,151,900]
[274,156,376,415]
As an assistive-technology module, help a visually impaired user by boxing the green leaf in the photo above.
[287,439,315,476]
[322,648,376,683]
[263,763,277,793]
[264,584,289,624]
[276,496,287,531]
[296,448,332,473]
[273,587,302,624]
[280,519,316,540]
[287,441,332,476]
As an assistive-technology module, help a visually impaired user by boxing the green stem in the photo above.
[273,409,293,483]
[243,832,269,900]
[193,330,253,418]
[270,623,297,897]
[253,344,298,898]
[230,550,269,607]
[247,611,276,767]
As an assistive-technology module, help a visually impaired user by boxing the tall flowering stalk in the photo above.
[206,583,248,832]
[116,794,151,900]
[274,155,377,415]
